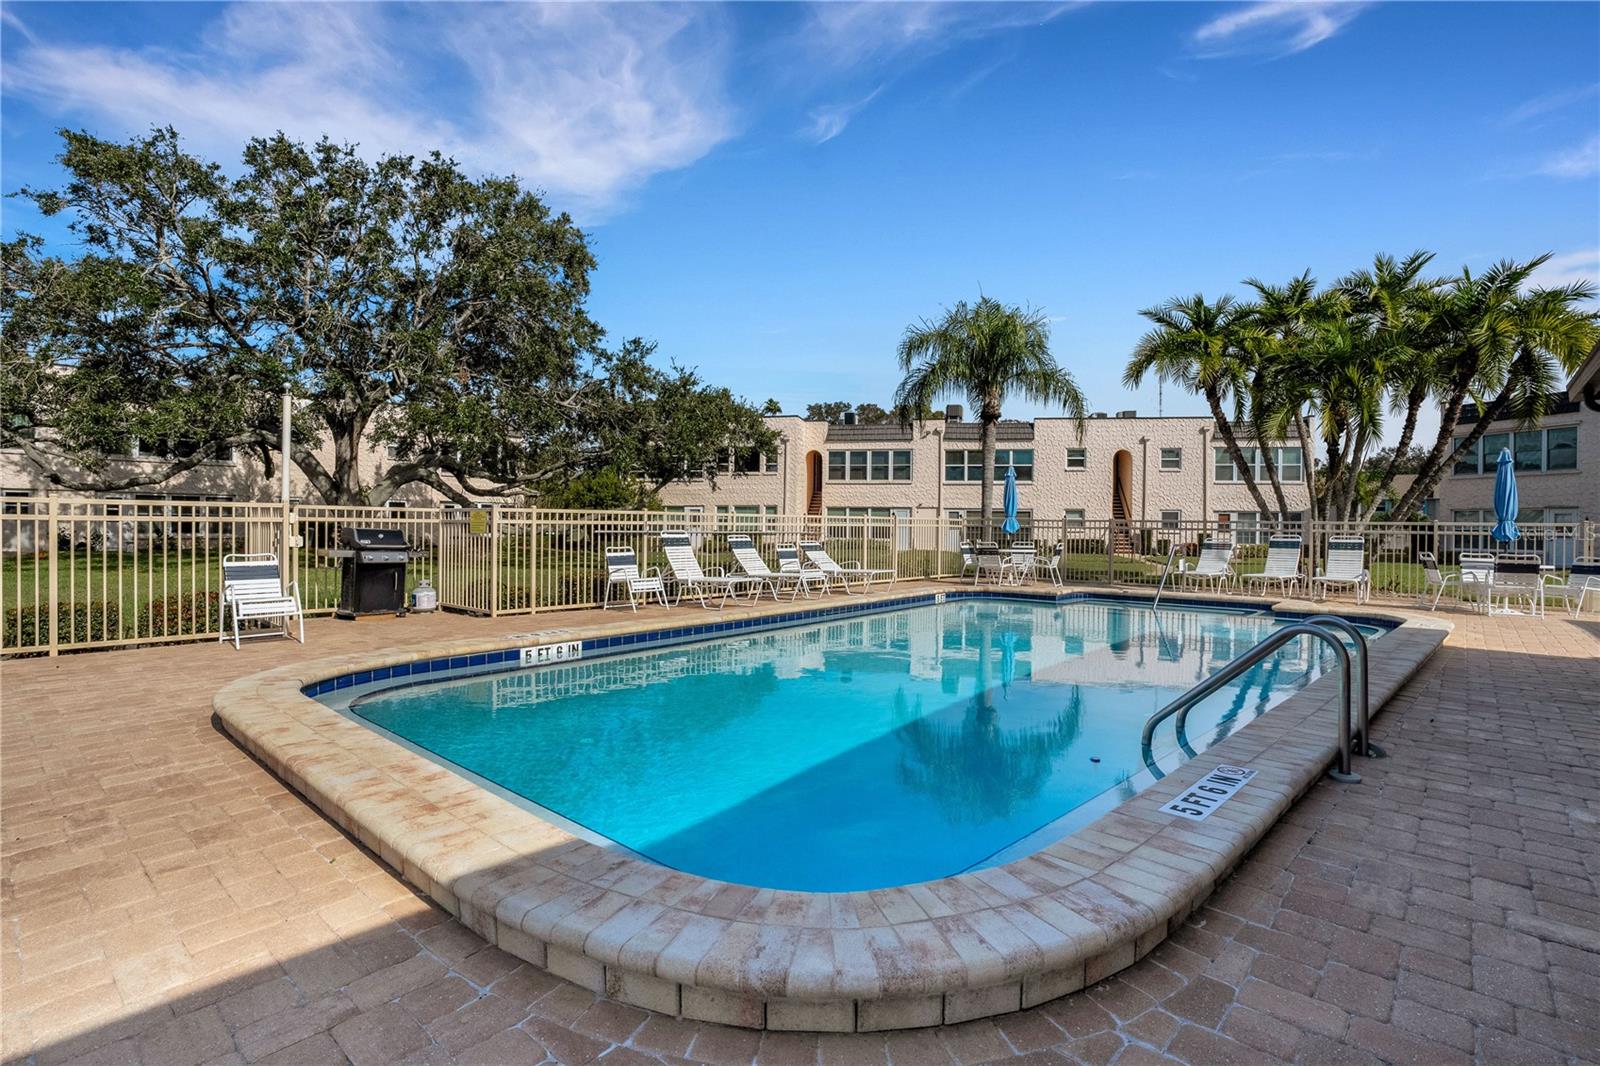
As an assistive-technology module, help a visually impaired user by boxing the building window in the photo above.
[732,448,764,474]
[1160,509,1181,529]
[1064,509,1085,528]
[945,448,1034,482]
[765,453,779,474]
[1159,448,1182,471]
[828,449,910,482]
[1065,448,1087,470]
[1214,511,1304,545]
[1213,446,1303,483]
[1453,427,1577,475]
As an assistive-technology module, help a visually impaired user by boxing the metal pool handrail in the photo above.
[1304,614,1383,758]
[1151,542,1182,609]
[1141,621,1361,783]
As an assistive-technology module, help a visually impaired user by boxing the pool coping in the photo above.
[213,585,1450,1033]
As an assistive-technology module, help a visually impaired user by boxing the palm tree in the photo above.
[1391,258,1598,518]
[1333,252,1443,521]
[895,298,1086,536]
[1124,294,1276,518]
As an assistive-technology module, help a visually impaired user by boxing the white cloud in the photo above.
[1526,249,1600,292]
[803,87,882,144]
[788,2,1075,139]
[1503,83,1600,126]
[1532,135,1600,179]
[1192,2,1368,58]
[1,3,735,219]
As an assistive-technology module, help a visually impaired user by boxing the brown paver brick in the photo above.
[3,604,1597,1065]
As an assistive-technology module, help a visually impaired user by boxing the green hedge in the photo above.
[4,592,222,649]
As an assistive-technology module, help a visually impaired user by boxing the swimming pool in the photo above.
[328,596,1384,892]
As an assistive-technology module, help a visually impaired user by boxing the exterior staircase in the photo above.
[1110,487,1136,555]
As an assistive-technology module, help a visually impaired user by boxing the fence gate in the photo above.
[436,507,497,615]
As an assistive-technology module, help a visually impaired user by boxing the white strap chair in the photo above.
[602,546,667,611]
[220,553,304,649]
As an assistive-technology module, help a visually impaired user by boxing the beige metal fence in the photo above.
[3,496,1595,655]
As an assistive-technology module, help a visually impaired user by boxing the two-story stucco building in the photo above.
[1432,350,1600,525]
[657,407,1312,542]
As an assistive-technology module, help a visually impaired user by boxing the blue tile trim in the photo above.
[299,589,1398,698]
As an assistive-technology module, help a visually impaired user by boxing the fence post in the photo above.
[489,504,501,617]
[46,499,59,657]
[529,508,540,614]
[1106,519,1116,585]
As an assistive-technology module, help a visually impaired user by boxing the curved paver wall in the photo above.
[213,592,1446,1032]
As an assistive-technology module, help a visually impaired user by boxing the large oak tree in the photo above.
[1,128,772,505]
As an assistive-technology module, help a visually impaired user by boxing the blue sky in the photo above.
[3,2,1597,444]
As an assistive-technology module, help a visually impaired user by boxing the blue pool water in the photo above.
[341,598,1380,892]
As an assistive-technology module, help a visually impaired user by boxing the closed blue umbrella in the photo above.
[1004,464,1017,534]
[1491,447,1519,543]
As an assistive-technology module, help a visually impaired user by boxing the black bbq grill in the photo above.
[336,527,411,618]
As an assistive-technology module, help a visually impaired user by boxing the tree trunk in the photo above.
[1205,390,1274,518]
[979,406,998,541]
[1253,420,1291,522]
[1296,411,1320,521]
[1391,366,1478,518]
[1359,382,1427,522]
[1394,374,1519,518]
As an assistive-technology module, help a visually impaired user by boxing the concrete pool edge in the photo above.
[213,587,1449,1032]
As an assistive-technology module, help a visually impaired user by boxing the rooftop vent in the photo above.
[1115,409,1137,419]
[1091,412,1107,419]
[841,411,858,426]
[945,404,964,422]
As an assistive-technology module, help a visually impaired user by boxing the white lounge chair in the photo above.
[1313,537,1370,603]
[1416,551,1458,611]
[1242,536,1303,598]
[219,553,304,649]
[602,546,667,611]
[1181,541,1236,593]
[1545,561,1600,617]
[957,541,978,579]
[799,540,896,594]
[727,535,823,600]
[660,531,764,609]
[776,546,830,594]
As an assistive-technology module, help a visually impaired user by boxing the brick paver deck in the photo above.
[3,601,1597,1065]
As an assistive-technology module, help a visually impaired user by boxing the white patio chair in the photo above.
[1458,552,1496,614]
[1544,561,1600,618]
[660,531,764,609]
[776,546,831,595]
[1034,543,1064,587]
[799,540,896,594]
[973,546,1016,587]
[957,541,978,579]
[727,534,820,600]
[220,553,304,649]
[602,546,668,612]
[1242,536,1303,598]
[1490,559,1546,617]
[1181,541,1236,593]
[1416,551,1458,611]
[1312,537,1370,604]
[1009,542,1037,585]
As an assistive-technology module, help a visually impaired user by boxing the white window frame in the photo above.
[1159,447,1182,471]
[1065,448,1087,470]
[829,449,911,482]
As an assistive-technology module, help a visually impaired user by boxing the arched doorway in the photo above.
[804,451,823,515]
[1111,450,1134,553]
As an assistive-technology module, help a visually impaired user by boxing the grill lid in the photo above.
[341,526,411,550]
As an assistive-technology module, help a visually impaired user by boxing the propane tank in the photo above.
[411,579,439,612]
